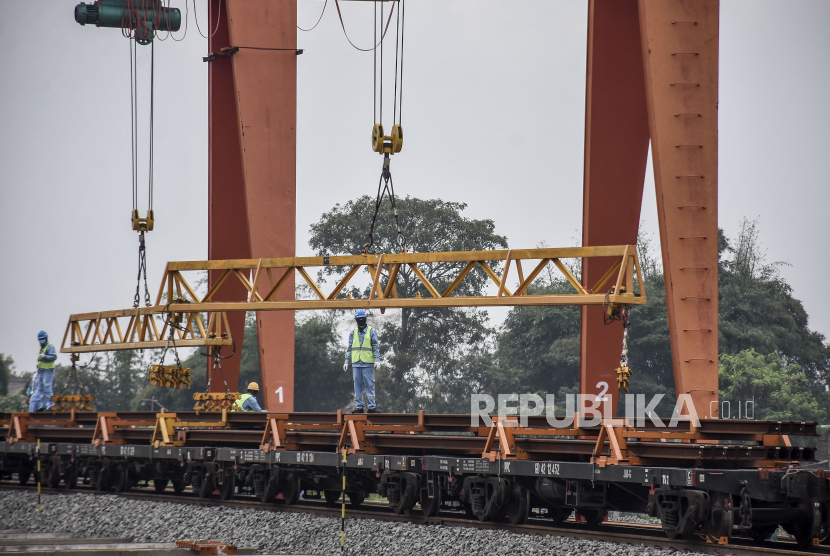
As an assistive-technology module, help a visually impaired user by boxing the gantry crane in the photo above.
[70,0,718,419]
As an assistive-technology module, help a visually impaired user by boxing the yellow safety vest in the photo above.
[234,393,253,411]
[37,344,55,370]
[350,327,376,364]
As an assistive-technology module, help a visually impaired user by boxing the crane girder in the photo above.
[61,246,644,354]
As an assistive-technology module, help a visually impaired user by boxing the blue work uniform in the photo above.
[28,343,57,412]
[242,395,263,412]
[344,327,380,411]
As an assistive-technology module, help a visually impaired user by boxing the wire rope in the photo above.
[298,0,327,32]
[193,0,223,39]
[334,0,396,52]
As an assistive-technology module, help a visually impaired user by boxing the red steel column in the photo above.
[208,0,249,393]
[638,0,719,418]
[580,0,650,415]
[226,0,297,411]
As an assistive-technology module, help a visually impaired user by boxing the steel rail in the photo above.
[0,483,821,556]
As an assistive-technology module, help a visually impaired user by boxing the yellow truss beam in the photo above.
[61,246,645,354]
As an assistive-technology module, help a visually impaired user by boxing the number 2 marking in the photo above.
[596,381,609,402]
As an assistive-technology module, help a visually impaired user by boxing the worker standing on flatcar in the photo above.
[234,382,265,411]
[27,331,56,412]
[343,309,381,413]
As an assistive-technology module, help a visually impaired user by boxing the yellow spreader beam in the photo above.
[61,246,645,354]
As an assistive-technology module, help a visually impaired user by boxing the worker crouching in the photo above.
[343,309,381,413]
[234,382,265,411]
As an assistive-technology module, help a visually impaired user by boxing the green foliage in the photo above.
[294,313,353,411]
[0,354,12,396]
[494,279,580,397]
[51,351,147,412]
[719,220,830,384]
[719,349,828,422]
[0,394,27,412]
[309,196,508,413]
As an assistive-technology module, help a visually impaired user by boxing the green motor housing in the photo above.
[75,0,181,44]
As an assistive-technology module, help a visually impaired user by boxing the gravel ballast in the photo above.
[0,490,704,556]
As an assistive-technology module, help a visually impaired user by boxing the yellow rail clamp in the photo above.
[193,392,241,412]
[615,365,632,392]
[148,364,191,389]
[51,394,95,412]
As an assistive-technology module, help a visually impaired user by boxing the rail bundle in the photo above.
[1,410,825,548]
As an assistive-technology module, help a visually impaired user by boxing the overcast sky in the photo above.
[1,1,828,372]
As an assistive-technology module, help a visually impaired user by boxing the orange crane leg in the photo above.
[581,0,650,416]
[209,0,298,411]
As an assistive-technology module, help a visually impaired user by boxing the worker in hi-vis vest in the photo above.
[234,382,264,411]
[343,309,381,413]
[27,330,57,412]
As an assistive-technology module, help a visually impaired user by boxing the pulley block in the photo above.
[371,124,403,154]
[132,209,155,232]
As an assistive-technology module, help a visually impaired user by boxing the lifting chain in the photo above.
[615,304,633,393]
[52,354,95,411]
[193,342,240,411]
[149,310,191,389]
[134,231,152,308]
[363,153,406,253]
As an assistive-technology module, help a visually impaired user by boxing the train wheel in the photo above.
[281,475,301,506]
[172,479,186,494]
[463,501,476,520]
[197,472,214,499]
[420,487,441,517]
[43,462,61,488]
[550,506,572,525]
[18,472,30,486]
[324,490,341,506]
[113,466,131,493]
[218,472,235,500]
[348,492,366,509]
[580,509,607,528]
[704,494,733,544]
[260,476,278,503]
[505,484,530,525]
[96,466,113,492]
[791,502,821,548]
[153,479,169,493]
[64,466,78,489]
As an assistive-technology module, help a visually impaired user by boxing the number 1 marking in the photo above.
[275,386,283,403]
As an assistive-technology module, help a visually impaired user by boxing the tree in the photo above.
[719,220,830,386]
[719,349,828,422]
[494,278,580,397]
[294,313,353,411]
[309,196,508,412]
[0,354,12,396]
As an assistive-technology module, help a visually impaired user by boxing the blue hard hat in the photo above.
[37,330,48,340]
[354,309,367,319]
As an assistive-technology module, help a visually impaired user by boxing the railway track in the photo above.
[1,482,822,556]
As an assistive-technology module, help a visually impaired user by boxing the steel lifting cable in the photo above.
[131,37,154,308]
[363,159,405,252]
[363,0,407,253]
[334,0,396,52]
[298,0,327,32]
[193,0,223,39]
[60,356,96,398]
